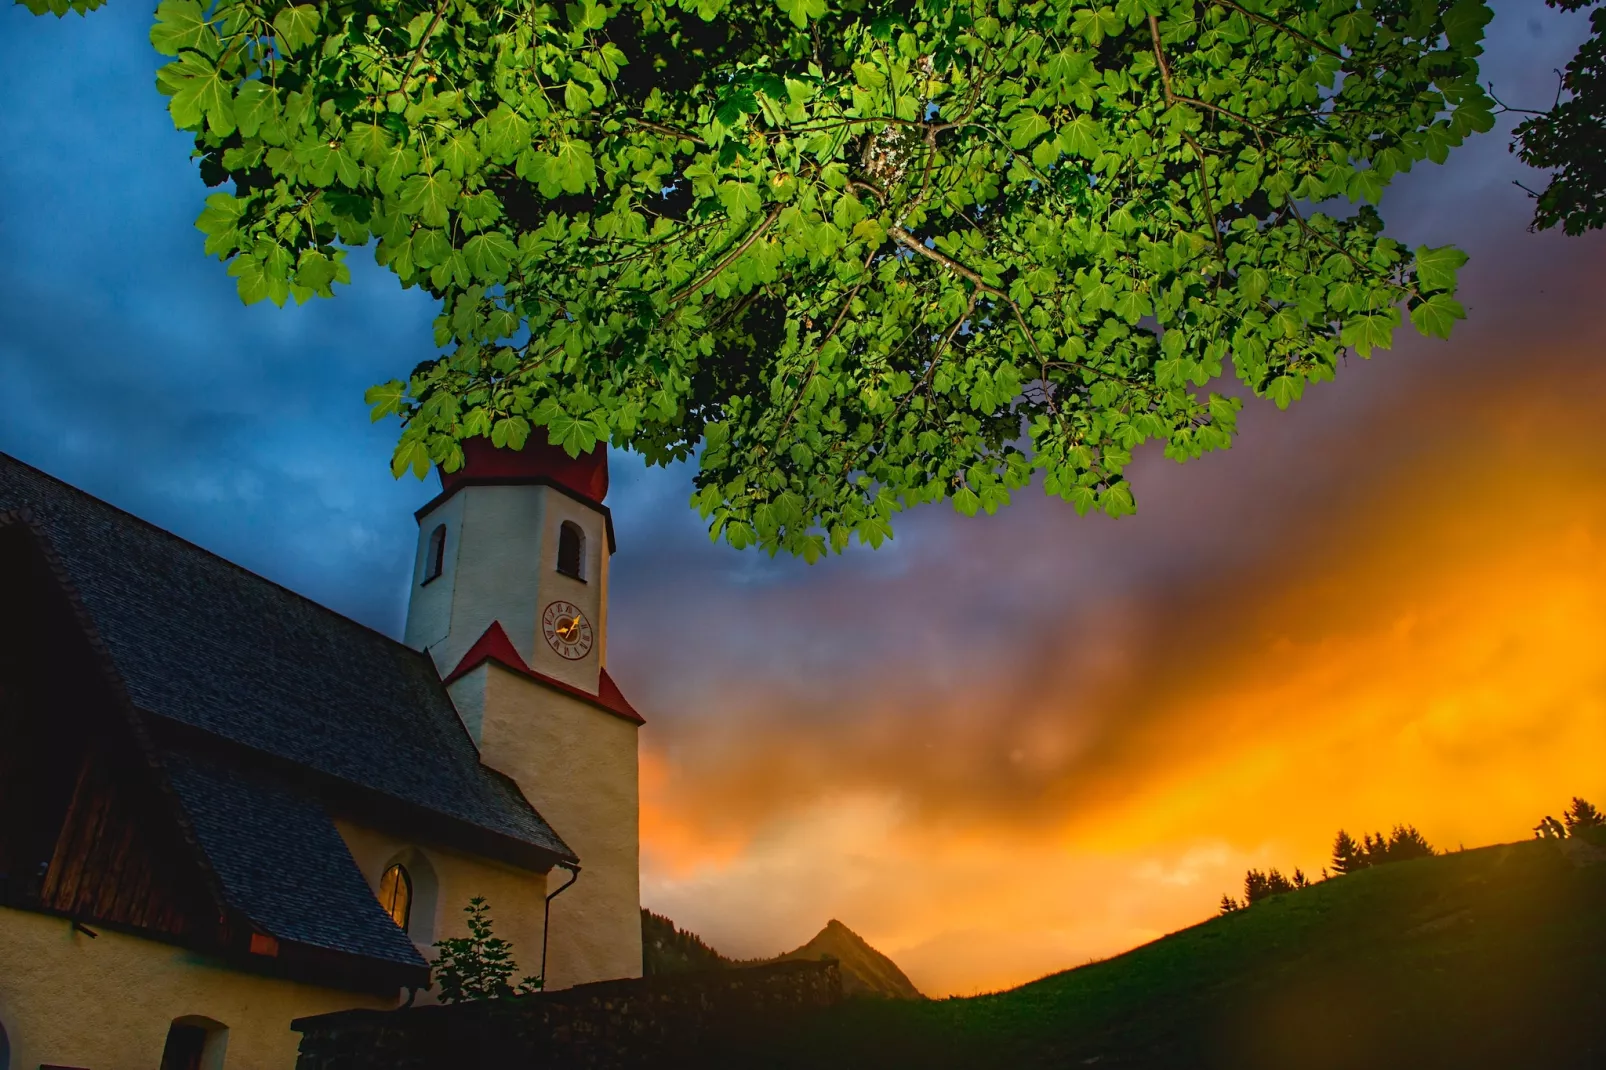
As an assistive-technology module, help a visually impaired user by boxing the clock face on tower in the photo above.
[541,600,594,660]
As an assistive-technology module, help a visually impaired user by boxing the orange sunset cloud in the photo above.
[631,229,1606,997]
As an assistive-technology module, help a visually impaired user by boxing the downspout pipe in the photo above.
[539,862,580,988]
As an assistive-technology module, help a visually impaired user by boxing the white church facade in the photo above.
[0,441,642,1069]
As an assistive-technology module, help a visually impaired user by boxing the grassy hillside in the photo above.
[729,839,1606,1069]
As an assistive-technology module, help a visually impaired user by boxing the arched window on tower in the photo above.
[379,863,413,932]
[423,525,447,584]
[557,521,585,580]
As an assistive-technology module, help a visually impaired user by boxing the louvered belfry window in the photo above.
[557,521,584,579]
[423,525,447,583]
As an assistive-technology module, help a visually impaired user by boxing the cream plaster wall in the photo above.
[402,489,467,658]
[0,906,393,1070]
[476,664,641,988]
[521,488,607,693]
[333,819,549,1000]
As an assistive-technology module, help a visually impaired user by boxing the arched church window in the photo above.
[557,521,585,580]
[380,862,413,931]
[423,525,447,583]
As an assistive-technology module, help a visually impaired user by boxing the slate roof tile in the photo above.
[162,749,428,969]
[0,452,575,866]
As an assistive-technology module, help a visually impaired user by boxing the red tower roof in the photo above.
[440,436,608,506]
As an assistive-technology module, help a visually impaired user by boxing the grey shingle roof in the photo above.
[163,748,429,969]
[0,452,575,869]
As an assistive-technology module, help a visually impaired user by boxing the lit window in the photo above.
[423,525,447,583]
[557,521,584,579]
[380,863,413,931]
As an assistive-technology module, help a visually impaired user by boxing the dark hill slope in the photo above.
[734,839,1606,1070]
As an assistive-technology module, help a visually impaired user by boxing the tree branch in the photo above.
[400,0,452,94]
[1207,0,1344,60]
[1148,15,1274,134]
[670,205,785,305]
[1182,132,1227,262]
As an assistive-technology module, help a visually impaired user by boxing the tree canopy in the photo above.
[1511,0,1604,235]
[22,0,1496,556]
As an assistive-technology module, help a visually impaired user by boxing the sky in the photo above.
[3,1,1604,998]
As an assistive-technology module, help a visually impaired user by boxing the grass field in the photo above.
[726,837,1606,1068]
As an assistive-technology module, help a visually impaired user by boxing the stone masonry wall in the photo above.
[293,959,842,1070]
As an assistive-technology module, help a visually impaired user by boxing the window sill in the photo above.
[555,569,586,583]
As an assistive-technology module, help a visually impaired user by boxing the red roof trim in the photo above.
[442,620,531,684]
[443,622,645,725]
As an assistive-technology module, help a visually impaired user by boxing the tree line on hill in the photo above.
[1532,797,1605,841]
[1219,796,1602,914]
[1219,824,1434,914]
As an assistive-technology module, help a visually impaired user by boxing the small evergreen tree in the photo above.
[1219,894,1243,915]
[431,897,542,1004]
[1563,797,1604,835]
[1243,868,1298,906]
[1332,830,1369,875]
[1384,824,1435,862]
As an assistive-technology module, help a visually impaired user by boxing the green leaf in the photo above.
[462,232,517,282]
[400,171,460,228]
[233,81,277,138]
[272,4,321,53]
[1442,0,1492,50]
[1008,111,1052,150]
[392,439,433,480]
[1409,293,1466,339]
[775,0,826,28]
[149,0,214,56]
[365,380,409,421]
[1347,168,1384,205]
[1265,374,1303,410]
[1058,114,1103,159]
[156,53,235,135]
[1413,245,1468,293]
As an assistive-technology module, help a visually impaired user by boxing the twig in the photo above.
[670,205,785,305]
[400,0,452,94]
[772,249,881,447]
[1148,15,1273,134]
[1182,131,1227,262]
[1207,0,1344,59]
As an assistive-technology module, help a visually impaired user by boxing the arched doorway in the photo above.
[159,1015,228,1070]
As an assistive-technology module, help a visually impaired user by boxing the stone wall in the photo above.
[292,959,842,1070]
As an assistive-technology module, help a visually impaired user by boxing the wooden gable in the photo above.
[0,514,228,947]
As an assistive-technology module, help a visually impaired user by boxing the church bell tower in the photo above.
[403,436,642,988]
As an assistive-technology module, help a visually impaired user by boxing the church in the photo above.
[0,440,643,1069]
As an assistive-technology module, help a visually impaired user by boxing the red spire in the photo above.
[440,436,608,506]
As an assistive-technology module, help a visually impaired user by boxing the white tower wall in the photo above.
[402,469,640,987]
